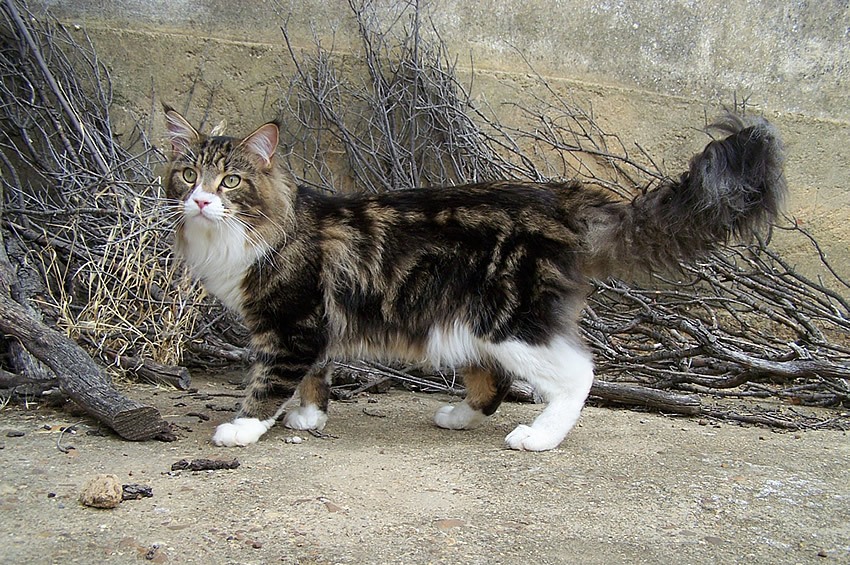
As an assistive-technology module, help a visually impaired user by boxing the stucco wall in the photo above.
[33,0,850,278]
[38,0,850,120]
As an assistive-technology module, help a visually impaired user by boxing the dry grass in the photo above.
[0,1,201,374]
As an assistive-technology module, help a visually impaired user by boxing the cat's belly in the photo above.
[326,321,484,368]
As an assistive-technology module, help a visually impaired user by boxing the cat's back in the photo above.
[298,179,608,236]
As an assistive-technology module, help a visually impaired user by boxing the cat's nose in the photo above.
[193,195,212,210]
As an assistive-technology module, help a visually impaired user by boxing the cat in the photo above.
[163,105,785,451]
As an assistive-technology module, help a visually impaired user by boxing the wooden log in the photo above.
[0,292,168,439]
[105,350,192,391]
[589,380,702,415]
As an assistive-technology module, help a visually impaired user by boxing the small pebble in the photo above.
[122,484,153,500]
[5,430,24,438]
[284,436,303,444]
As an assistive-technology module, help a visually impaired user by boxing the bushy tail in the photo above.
[585,115,787,276]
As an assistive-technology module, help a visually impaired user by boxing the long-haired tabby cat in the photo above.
[163,105,785,451]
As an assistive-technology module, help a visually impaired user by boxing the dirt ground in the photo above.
[1,373,848,565]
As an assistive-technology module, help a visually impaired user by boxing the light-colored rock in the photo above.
[79,474,122,509]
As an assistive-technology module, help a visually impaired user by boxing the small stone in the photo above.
[122,484,153,500]
[284,436,303,444]
[79,474,123,509]
[434,518,465,530]
[5,430,24,438]
[144,544,168,563]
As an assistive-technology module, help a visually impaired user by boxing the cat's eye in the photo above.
[221,174,241,190]
[181,168,198,184]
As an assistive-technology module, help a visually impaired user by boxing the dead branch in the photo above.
[103,350,192,391]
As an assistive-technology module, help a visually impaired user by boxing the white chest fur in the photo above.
[179,189,268,313]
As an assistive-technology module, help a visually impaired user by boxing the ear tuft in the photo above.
[241,122,279,167]
[164,106,200,157]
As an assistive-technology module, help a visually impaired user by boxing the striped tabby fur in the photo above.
[163,105,785,451]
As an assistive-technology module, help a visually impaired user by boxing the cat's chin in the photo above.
[211,417,274,447]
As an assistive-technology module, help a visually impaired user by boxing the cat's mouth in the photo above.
[184,209,211,223]
[184,201,220,224]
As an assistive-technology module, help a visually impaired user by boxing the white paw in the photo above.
[283,404,328,431]
[212,417,273,447]
[504,424,562,451]
[433,402,486,430]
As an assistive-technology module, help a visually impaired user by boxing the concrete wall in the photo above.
[34,0,850,278]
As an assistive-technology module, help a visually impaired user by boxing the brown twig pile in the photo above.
[0,0,201,389]
[277,0,850,428]
[1,0,847,430]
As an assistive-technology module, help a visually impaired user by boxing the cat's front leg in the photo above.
[283,363,332,431]
[212,358,287,447]
[212,347,323,447]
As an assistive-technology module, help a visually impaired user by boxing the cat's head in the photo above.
[163,105,294,260]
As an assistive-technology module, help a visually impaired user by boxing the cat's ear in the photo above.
[163,105,200,157]
[241,122,279,168]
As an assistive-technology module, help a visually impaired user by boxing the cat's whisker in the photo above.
[222,215,272,262]
[152,211,185,233]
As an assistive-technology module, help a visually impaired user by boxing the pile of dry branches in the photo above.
[0,1,196,392]
[1,0,847,432]
[280,0,850,429]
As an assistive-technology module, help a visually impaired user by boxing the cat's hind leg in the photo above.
[489,336,594,451]
[434,365,511,430]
